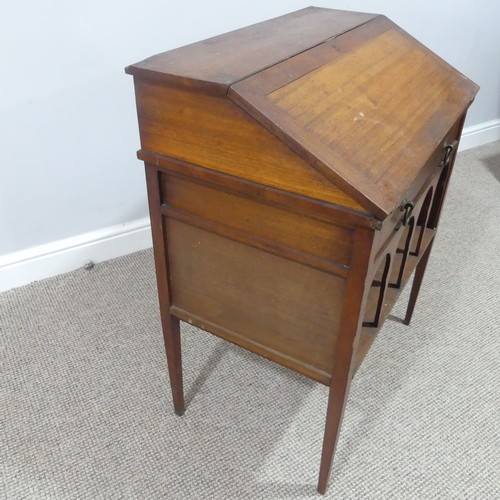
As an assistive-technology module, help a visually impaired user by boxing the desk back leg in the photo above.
[161,315,185,416]
[146,164,185,416]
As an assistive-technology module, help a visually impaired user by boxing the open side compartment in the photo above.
[354,198,437,375]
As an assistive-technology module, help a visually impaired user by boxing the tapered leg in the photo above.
[404,239,434,325]
[317,228,374,495]
[161,314,185,416]
[317,364,352,494]
[145,164,185,416]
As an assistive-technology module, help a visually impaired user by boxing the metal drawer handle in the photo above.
[401,201,415,227]
[395,199,415,230]
[441,142,457,168]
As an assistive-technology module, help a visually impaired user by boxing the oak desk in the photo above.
[126,7,478,494]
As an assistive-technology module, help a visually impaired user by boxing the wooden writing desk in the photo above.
[126,7,478,494]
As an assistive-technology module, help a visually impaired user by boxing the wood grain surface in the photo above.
[135,81,365,211]
[162,174,353,269]
[166,218,346,381]
[231,17,479,218]
[128,7,478,495]
[125,7,375,93]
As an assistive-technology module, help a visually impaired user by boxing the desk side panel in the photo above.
[165,218,346,382]
[133,79,365,212]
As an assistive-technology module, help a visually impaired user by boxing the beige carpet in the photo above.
[1,141,499,499]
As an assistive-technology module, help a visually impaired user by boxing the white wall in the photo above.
[1,1,499,288]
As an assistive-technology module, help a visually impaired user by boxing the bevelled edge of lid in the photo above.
[125,7,377,95]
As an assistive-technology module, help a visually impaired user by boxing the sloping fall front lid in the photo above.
[229,15,479,219]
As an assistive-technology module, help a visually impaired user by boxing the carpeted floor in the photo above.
[1,141,499,499]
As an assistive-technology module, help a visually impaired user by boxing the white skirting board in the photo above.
[1,119,499,293]
[0,218,152,293]
[459,118,500,151]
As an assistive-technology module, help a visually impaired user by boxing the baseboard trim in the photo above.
[459,119,500,151]
[0,218,152,293]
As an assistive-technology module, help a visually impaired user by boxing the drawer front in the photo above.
[161,173,353,271]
